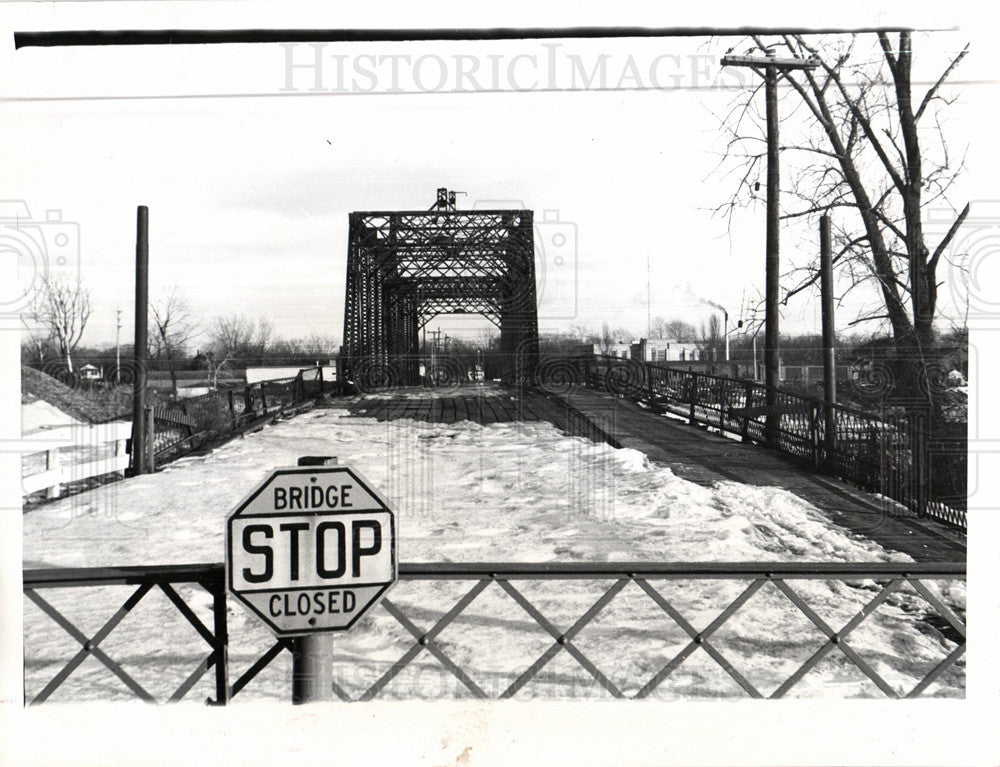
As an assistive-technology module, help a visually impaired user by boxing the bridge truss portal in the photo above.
[342,205,539,386]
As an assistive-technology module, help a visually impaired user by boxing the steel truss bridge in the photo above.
[342,190,539,387]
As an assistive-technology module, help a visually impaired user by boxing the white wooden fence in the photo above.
[22,422,132,499]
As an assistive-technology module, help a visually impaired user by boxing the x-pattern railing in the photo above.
[24,561,965,703]
[23,565,229,705]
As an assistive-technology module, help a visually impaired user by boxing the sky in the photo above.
[0,5,992,349]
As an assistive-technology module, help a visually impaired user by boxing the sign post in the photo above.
[226,456,397,703]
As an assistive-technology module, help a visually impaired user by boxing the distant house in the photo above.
[631,338,701,363]
[79,363,102,380]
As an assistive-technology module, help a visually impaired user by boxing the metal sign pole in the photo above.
[291,455,337,704]
[292,634,334,704]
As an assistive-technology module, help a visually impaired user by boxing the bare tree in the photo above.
[663,319,699,342]
[29,277,91,373]
[151,289,199,396]
[650,316,669,338]
[718,31,969,414]
[699,314,723,360]
[597,322,615,355]
[21,329,52,366]
[300,333,337,360]
[207,314,274,384]
[596,322,634,354]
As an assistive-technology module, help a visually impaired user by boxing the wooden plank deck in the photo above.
[336,385,618,445]
[330,384,964,562]
[558,387,965,562]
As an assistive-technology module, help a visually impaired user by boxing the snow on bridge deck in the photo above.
[337,384,965,563]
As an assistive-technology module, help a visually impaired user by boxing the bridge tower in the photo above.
[342,189,539,388]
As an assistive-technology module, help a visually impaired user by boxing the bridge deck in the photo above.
[337,385,619,445]
[333,385,964,562]
[560,387,965,562]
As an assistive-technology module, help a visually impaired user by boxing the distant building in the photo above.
[631,338,701,363]
[79,363,102,380]
[592,342,634,359]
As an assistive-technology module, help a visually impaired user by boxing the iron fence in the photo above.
[137,366,338,470]
[577,356,966,530]
[23,560,965,704]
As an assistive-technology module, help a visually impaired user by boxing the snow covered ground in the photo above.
[21,399,80,433]
[22,406,965,702]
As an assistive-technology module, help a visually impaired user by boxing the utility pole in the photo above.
[131,206,149,475]
[819,214,837,461]
[115,308,122,384]
[646,252,652,338]
[720,50,817,447]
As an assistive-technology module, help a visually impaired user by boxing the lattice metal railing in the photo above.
[23,564,229,705]
[24,561,965,703]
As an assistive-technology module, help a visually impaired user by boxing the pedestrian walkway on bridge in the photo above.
[560,387,966,563]
[332,384,965,563]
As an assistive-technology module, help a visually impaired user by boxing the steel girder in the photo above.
[342,208,539,386]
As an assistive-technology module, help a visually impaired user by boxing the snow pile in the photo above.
[22,408,964,702]
[21,399,81,433]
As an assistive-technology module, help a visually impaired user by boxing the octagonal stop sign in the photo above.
[226,465,396,635]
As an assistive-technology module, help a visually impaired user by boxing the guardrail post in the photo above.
[259,383,268,415]
[114,436,126,478]
[318,366,325,396]
[227,390,237,428]
[913,418,928,518]
[741,381,753,443]
[244,385,253,417]
[688,374,697,426]
[717,377,725,431]
[810,406,820,470]
[45,448,61,500]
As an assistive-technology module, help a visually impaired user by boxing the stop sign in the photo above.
[226,465,397,635]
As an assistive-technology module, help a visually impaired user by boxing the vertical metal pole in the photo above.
[742,381,753,443]
[291,634,334,704]
[764,62,781,448]
[145,406,156,472]
[115,309,122,384]
[211,580,230,705]
[723,309,730,361]
[819,214,837,464]
[131,206,149,474]
[291,455,337,704]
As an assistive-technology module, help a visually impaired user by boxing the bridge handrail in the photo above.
[576,354,965,529]
[23,560,966,704]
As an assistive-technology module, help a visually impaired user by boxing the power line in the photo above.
[13,25,932,49]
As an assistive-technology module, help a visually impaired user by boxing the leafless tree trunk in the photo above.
[29,277,91,374]
[151,289,199,397]
[718,31,969,417]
